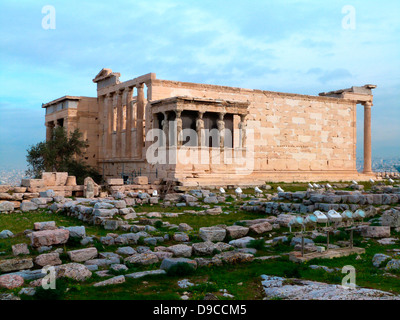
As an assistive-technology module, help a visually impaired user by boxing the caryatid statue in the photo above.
[175,110,183,146]
[196,112,205,147]
[217,112,226,148]
[161,112,169,147]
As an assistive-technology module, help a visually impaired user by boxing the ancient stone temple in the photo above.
[42,68,377,186]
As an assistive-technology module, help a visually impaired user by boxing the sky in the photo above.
[0,0,399,168]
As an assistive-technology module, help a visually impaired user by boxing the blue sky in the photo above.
[0,0,399,168]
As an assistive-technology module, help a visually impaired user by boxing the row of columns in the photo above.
[101,83,146,161]
[159,110,247,148]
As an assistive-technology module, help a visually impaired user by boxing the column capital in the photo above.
[162,111,169,118]
[136,83,145,89]
[175,109,182,118]
[124,86,134,94]
[364,101,373,108]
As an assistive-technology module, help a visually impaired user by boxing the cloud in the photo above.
[0,0,399,167]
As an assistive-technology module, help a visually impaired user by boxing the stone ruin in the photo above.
[0,172,163,213]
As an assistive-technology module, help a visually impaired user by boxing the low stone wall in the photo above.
[242,189,400,216]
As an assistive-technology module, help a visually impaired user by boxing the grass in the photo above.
[0,209,114,259]
[29,234,400,300]
[2,180,400,300]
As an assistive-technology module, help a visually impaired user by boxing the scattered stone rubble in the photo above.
[1,176,400,300]
[261,275,400,300]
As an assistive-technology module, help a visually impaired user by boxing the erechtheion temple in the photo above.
[43,68,377,186]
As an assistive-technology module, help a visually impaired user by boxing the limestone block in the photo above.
[66,176,77,186]
[34,221,57,231]
[226,226,249,239]
[55,173,69,186]
[34,253,62,267]
[0,258,33,273]
[30,229,70,248]
[42,173,56,186]
[68,248,98,262]
[361,226,391,239]
[133,176,149,185]
[249,222,273,234]
[107,178,124,186]
[0,185,12,193]
[20,201,39,212]
[199,227,226,242]
[21,179,45,189]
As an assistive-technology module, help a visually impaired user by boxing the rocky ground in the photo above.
[261,275,400,300]
[1,181,400,300]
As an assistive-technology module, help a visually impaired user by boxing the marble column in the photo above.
[106,93,114,158]
[116,90,123,158]
[125,87,134,158]
[363,101,373,174]
[238,114,247,148]
[136,83,145,159]
[98,94,106,160]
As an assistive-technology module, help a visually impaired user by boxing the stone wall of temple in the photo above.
[147,79,359,184]
[42,69,374,186]
[44,97,98,168]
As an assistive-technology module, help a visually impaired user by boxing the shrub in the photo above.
[26,127,102,184]
[212,248,221,255]
[154,220,163,229]
[314,236,328,243]
[166,263,196,277]
[333,231,349,241]
[35,279,68,300]
[67,236,82,248]
[92,238,105,252]
[283,265,302,279]
[247,239,266,251]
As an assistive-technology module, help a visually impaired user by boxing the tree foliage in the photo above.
[26,127,102,184]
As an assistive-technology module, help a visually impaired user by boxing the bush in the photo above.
[333,231,349,241]
[92,238,105,252]
[212,248,221,255]
[247,239,266,251]
[35,279,68,300]
[67,236,83,248]
[154,220,163,229]
[314,236,328,243]
[26,127,102,184]
[137,237,145,245]
[166,263,196,277]
[283,265,302,279]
